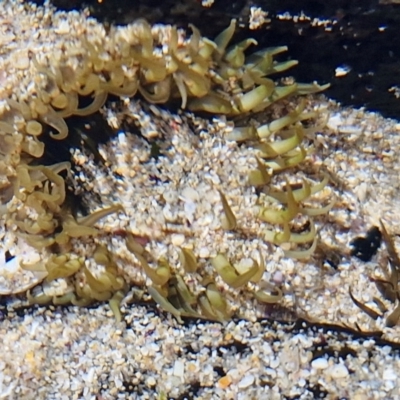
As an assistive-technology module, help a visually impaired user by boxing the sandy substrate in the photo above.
[2,98,400,400]
[1,1,400,399]
[2,300,400,400]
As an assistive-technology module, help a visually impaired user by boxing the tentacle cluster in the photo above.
[26,245,127,322]
[0,19,326,192]
[126,233,281,323]
[0,15,332,321]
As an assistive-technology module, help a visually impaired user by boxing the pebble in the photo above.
[327,113,342,130]
[383,368,397,381]
[218,375,232,389]
[171,233,185,246]
[311,357,329,370]
[173,360,185,379]
[146,376,156,386]
[270,357,280,369]
[199,247,210,258]
[14,50,30,70]
[329,364,349,379]
[238,374,255,389]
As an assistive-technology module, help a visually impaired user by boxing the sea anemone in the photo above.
[0,6,332,322]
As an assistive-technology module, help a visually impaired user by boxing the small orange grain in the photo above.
[224,332,232,341]
[218,375,232,389]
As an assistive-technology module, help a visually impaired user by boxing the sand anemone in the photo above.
[0,7,332,322]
